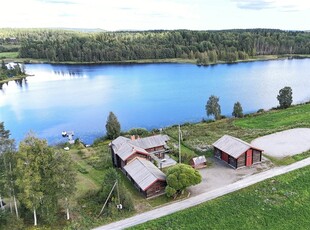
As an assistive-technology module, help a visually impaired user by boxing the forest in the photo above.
[0,28,310,64]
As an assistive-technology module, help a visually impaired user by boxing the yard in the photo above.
[131,165,310,230]
[188,156,273,196]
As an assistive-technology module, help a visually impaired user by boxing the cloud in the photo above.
[38,0,76,4]
[232,0,310,11]
[232,0,274,10]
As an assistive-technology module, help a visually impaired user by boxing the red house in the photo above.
[213,135,263,169]
[124,157,166,198]
[110,135,170,168]
[109,135,169,198]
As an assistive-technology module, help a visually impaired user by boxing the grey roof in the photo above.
[129,135,170,150]
[111,136,130,151]
[213,135,262,158]
[192,155,207,165]
[124,157,166,191]
[110,135,169,161]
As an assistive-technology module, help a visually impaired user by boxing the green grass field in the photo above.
[165,103,310,155]
[234,103,310,129]
[0,52,18,59]
[131,165,310,230]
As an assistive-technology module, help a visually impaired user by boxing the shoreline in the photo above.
[0,74,33,84]
[3,54,310,66]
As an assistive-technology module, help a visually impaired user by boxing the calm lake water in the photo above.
[1,58,309,145]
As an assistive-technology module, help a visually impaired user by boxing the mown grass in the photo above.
[131,165,310,230]
[0,52,18,59]
[234,103,310,129]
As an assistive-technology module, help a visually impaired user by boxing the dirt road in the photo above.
[93,157,310,230]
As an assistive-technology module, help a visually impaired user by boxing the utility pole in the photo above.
[179,125,181,163]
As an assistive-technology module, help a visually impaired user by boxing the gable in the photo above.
[213,135,253,158]
[124,157,166,191]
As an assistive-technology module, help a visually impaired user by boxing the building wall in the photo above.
[145,180,167,198]
[253,149,262,163]
[237,152,246,168]
[145,145,165,153]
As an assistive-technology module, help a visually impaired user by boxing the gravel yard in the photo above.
[188,156,272,196]
[251,128,310,158]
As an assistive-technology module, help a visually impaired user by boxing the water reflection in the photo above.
[14,78,28,89]
[53,70,84,77]
[0,78,28,93]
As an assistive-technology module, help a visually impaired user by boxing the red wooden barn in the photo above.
[213,135,263,169]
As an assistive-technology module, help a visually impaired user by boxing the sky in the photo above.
[0,0,309,31]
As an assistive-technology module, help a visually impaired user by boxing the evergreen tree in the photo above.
[277,86,293,109]
[1,60,6,70]
[206,95,221,120]
[232,101,243,118]
[105,112,121,140]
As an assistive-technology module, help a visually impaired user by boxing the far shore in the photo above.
[1,54,309,84]
[2,54,310,66]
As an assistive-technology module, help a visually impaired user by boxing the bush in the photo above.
[77,165,88,174]
[257,108,265,113]
[128,128,149,137]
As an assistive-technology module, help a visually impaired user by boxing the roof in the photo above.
[129,135,169,150]
[124,157,166,191]
[213,135,262,158]
[110,135,169,161]
[192,155,207,165]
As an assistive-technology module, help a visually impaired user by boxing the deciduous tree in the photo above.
[232,101,243,118]
[165,164,201,197]
[206,95,221,120]
[15,134,76,225]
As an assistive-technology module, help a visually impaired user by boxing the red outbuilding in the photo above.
[213,135,263,169]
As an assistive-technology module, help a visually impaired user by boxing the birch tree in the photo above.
[0,122,18,218]
[15,134,76,225]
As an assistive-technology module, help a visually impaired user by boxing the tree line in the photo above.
[0,28,310,64]
[0,60,25,81]
[206,86,293,120]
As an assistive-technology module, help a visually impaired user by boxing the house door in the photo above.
[221,152,229,162]
[246,150,252,166]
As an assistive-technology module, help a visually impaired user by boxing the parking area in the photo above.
[188,156,273,196]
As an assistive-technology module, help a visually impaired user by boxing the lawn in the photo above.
[131,165,310,230]
[0,52,18,59]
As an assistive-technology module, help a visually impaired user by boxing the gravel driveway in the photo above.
[251,128,310,158]
[188,156,272,196]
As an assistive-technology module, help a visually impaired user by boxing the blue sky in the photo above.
[1,0,309,30]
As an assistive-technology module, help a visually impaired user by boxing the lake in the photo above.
[1,58,309,145]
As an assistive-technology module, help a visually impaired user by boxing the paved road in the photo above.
[93,157,310,230]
